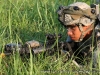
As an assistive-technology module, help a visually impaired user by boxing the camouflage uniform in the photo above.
[57,2,100,68]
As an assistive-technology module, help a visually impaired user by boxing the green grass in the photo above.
[0,0,99,75]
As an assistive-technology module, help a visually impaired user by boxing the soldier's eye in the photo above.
[71,26,76,30]
[66,25,76,30]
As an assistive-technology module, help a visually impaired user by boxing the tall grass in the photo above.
[0,0,99,75]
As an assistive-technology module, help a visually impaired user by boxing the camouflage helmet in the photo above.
[57,2,98,42]
[57,2,97,26]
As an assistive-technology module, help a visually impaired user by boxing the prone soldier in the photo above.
[1,1,100,70]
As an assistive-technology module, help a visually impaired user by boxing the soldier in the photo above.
[2,1,100,69]
[57,2,100,68]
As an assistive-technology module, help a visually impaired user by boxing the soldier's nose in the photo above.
[67,30,73,36]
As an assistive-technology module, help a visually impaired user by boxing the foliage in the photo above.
[0,0,99,75]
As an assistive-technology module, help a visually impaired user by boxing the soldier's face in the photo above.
[66,25,92,41]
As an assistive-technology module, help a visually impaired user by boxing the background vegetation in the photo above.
[0,0,99,75]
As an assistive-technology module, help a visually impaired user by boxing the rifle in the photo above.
[1,33,70,57]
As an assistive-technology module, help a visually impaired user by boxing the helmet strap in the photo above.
[78,23,94,42]
[78,24,84,41]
